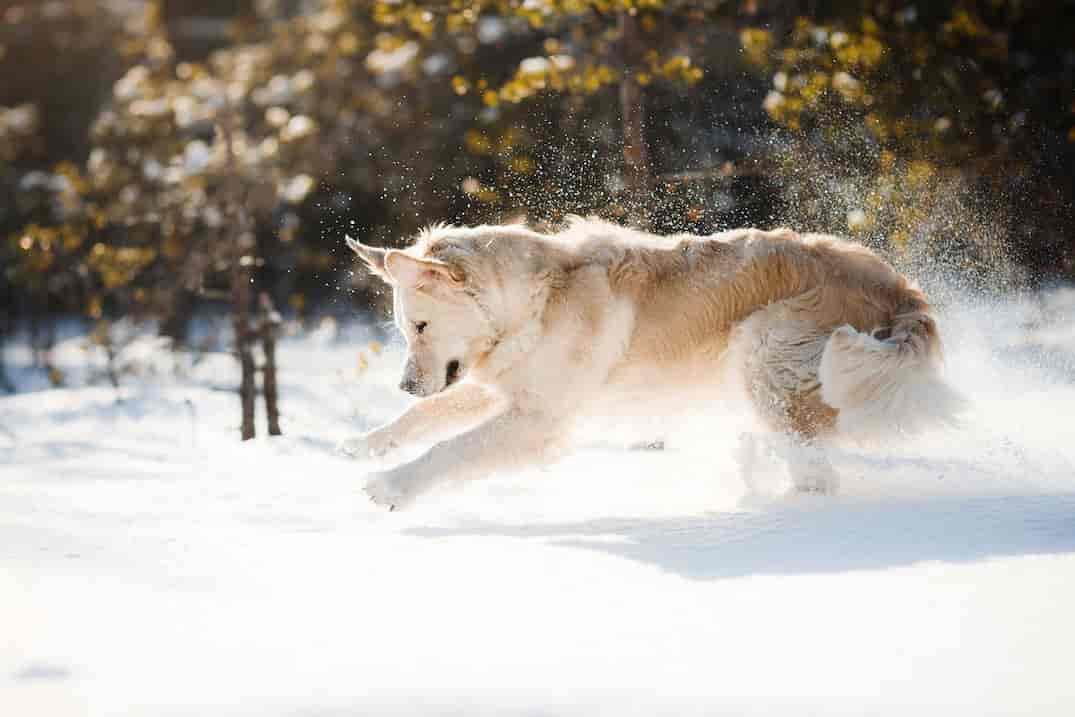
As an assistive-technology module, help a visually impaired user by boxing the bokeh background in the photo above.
[2,0,1074,401]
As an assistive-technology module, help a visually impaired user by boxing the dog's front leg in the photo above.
[340,382,508,462]
[364,411,562,509]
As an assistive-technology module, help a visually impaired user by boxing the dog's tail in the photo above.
[819,303,967,436]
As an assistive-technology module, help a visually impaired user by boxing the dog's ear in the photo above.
[344,235,392,282]
[384,250,465,291]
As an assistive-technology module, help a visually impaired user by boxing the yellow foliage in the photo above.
[464,129,492,155]
[906,160,935,187]
[405,8,435,38]
[87,243,157,289]
[496,127,521,152]
[655,55,703,86]
[865,113,887,139]
[944,9,989,40]
[740,28,773,66]
[510,155,535,174]
[337,32,360,54]
[9,224,61,276]
[835,35,884,69]
[162,234,186,260]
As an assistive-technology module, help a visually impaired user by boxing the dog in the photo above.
[340,217,964,508]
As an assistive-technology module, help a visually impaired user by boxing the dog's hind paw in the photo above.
[792,469,840,495]
[364,471,414,510]
[789,446,841,496]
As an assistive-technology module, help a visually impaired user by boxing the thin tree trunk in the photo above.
[104,330,121,393]
[0,329,14,394]
[221,109,257,441]
[618,10,650,217]
[232,251,256,441]
[160,287,194,348]
[28,293,41,368]
[40,299,61,386]
[259,292,282,436]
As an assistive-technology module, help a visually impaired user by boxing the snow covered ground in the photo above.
[3,290,1075,716]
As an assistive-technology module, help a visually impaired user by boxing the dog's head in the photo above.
[346,233,499,397]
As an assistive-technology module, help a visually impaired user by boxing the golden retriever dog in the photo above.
[340,217,964,508]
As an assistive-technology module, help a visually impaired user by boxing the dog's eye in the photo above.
[414,321,428,335]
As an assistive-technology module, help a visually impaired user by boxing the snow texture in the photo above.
[3,291,1075,716]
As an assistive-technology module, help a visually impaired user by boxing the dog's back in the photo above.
[406,217,962,437]
[544,219,963,437]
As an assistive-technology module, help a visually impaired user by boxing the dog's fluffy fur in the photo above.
[342,217,964,508]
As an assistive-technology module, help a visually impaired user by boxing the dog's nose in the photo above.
[399,377,421,395]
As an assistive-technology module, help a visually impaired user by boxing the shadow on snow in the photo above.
[409,493,1075,581]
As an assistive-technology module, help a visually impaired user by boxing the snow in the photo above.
[3,291,1075,715]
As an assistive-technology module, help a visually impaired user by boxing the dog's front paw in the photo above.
[364,470,416,511]
[338,432,397,461]
[338,435,369,458]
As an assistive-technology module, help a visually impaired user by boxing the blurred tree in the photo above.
[376,0,720,223]
[739,0,1075,285]
[81,0,317,436]
[0,0,141,381]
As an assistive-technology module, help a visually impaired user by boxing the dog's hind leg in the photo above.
[736,430,839,495]
[735,303,840,494]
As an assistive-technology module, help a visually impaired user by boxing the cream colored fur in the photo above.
[341,217,963,508]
